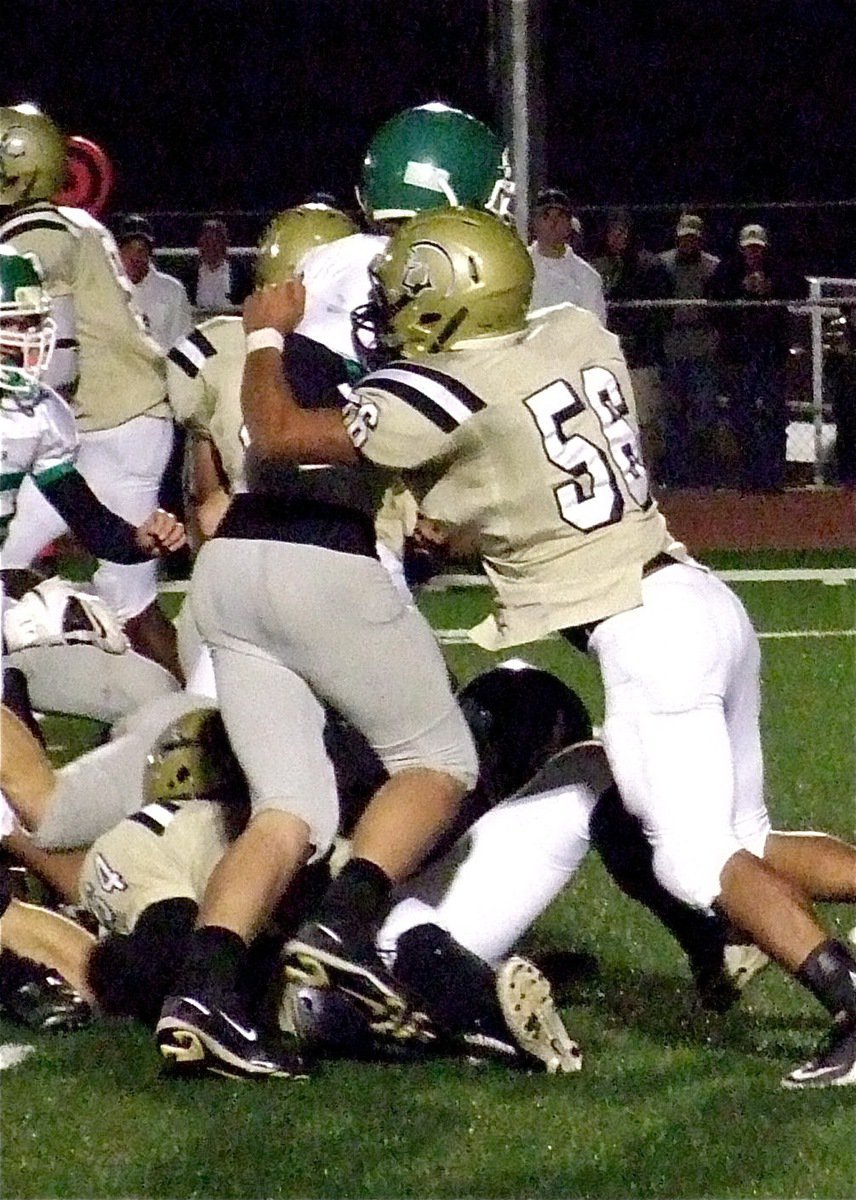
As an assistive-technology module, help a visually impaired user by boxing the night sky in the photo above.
[12,1,856,265]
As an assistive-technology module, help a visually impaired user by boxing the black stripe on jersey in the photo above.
[386,360,487,415]
[0,215,70,240]
[188,328,217,359]
[167,344,200,378]
[56,337,79,350]
[128,811,165,836]
[168,328,218,379]
[365,375,458,432]
[128,801,181,836]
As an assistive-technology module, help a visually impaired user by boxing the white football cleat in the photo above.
[496,955,582,1075]
[723,943,770,990]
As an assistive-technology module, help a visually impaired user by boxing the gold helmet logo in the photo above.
[401,241,456,299]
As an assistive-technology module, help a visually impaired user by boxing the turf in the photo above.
[2,561,855,1199]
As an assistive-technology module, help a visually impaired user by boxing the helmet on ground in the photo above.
[353,206,533,362]
[0,104,66,208]
[0,246,56,400]
[254,203,358,287]
[458,660,593,804]
[358,102,514,221]
[143,707,247,807]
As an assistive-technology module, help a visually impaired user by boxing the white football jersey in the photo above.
[349,304,687,648]
[0,204,167,431]
[0,386,78,538]
[297,232,388,364]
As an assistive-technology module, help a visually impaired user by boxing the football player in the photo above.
[0,104,182,680]
[241,207,856,1090]
[1,690,573,1076]
[0,244,184,719]
[153,103,515,1078]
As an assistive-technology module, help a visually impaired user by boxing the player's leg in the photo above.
[75,417,183,681]
[761,832,856,902]
[6,643,179,723]
[593,565,856,1087]
[254,544,475,1014]
[154,603,322,1076]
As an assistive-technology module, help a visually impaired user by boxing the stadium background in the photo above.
[3,5,856,1196]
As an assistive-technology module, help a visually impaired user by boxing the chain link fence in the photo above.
[145,212,856,490]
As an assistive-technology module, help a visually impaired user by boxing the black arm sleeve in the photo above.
[36,470,148,564]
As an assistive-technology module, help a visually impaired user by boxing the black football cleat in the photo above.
[156,992,309,1080]
[0,950,92,1032]
[782,1015,856,1089]
[284,919,416,1034]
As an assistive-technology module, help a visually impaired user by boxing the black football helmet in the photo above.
[457,660,593,806]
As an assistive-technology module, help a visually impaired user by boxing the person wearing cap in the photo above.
[658,213,722,487]
[117,216,192,352]
[528,189,606,324]
[708,223,807,491]
[591,209,671,482]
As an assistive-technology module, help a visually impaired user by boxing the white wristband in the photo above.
[246,328,285,354]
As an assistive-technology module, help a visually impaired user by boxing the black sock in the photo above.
[176,926,247,998]
[797,939,856,1023]
[316,858,392,932]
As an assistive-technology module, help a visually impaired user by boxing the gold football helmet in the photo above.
[254,203,358,287]
[356,206,533,361]
[143,708,246,807]
[0,104,66,209]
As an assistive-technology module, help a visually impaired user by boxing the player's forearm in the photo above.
[241,347,358,464]
[36,471,149,564]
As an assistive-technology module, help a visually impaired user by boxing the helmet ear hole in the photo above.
[418,312,442,326]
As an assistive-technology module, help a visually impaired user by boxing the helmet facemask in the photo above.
[0,278,56,405]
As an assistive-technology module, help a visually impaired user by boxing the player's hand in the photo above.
[134,509,187,555]
[243,279,306,335]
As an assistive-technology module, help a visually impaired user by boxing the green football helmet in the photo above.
[254,203,358,287]
[0,245,56,400]
[355,206,533,360]
[0,104,66,209]
[143,707,247,807]
[358,102,514,221]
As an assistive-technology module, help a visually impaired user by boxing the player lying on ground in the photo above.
[1,665,784,1077]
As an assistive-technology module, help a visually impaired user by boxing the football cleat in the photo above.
[495,956,582,1075]
[0,950,92,1032]
[723,943,770,990]
[156,992,308,1080]
[781,1014,856,1089]
[284,919,418,1036]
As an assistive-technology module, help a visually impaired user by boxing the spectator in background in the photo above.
[117,216,193,351]
[709,224,807,492]
[528,189,606,323]
[592,208,670,480]
[658,213,722,487]
[193,219,251,311]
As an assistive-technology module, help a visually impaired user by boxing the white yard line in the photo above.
[159,565,856,597]
[435,628,856,645]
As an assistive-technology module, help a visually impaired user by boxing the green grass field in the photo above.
[2,554,855,1200]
